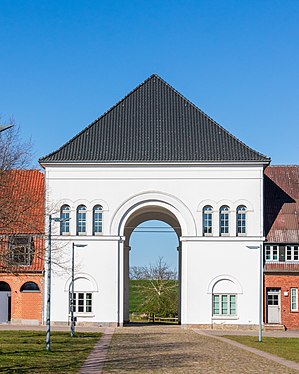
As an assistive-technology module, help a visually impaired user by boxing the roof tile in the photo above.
[40,74,270,164]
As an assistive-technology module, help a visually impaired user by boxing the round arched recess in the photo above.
[0,282,11,291]
[207,275,243,294]
[64,273,99,293]
[20,282,40,292]
[110,191,197,237]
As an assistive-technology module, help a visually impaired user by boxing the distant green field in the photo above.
[129,279,179,314]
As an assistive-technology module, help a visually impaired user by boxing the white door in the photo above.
[0,292,10,323]
[267,289,280,323]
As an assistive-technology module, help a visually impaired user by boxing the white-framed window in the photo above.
[291,288,298,312]
[213,294,237,316]
[265,245,279,261]
[220,206,229,235]
[286,246,299,261]
[9,236,34,266]
[203,205,213,235]
[77,205,87,235]
[69,292,92,313]
[93,205,103,235]
[60,205,70,235]
[237,205,246,235]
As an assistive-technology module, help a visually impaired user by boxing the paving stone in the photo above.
[102,325,298,373]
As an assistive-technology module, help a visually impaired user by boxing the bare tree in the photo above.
[130,257,178,317]
[0,119,43,272]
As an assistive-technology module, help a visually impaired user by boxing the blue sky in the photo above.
[1,1,298,268]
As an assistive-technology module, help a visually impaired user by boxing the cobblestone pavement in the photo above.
[103,325,298,373]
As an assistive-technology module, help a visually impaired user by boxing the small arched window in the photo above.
[0,281,11,291]
[20,282,40,292]
[203,205,213,235]
[237,205,247,235]
[60,205,70,235]
[77,205,87,235]
[93,205,103,235]
[220,206,229,235]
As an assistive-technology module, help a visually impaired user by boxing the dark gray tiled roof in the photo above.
[39,74,270,164]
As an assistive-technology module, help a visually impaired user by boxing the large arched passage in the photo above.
[122,205,182,324]
[111,192,196,326]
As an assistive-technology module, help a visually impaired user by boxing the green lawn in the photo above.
[224,336,299,363]
[0,330,102,373]
[129,279,178,314]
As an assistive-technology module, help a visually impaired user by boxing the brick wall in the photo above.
[264,274,299,330]
[0,274,43,324]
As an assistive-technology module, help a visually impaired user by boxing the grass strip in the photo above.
[0,330,102,373]
[223,335,299,363]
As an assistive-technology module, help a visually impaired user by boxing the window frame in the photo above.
[203,205,213,236]
[285,246,299,262]
[60,205,70,235]
[291,288,298,312]
[236,205,247,236]
[69,291,93,314]
[9,236,34,266]
[93,205,103,235]
[265,245,279,262]
[219,205,230,236]
[77,205,87,235]
[212,293,237,317]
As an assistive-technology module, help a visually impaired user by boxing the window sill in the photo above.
[212,316,239,320]
[69,313,95,318]
[77,232,87,236]
[61,232,70,236]
[93,232,103,236]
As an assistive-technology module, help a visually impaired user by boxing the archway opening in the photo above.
[123,206,182,325]
[0,281,11,323]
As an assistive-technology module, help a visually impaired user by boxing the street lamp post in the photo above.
[46,214,69,352]
[247,244,264,342]
[71,243,87,337]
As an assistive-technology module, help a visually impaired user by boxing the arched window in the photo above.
[77,205,87,235]
[203,205,213,235]
[212,279,238,317]
[220,206,229,235]
[69,277,94,314]
[0,281,11,291]
[60,205,70,235]
[93,205,103,235]
[237,205,247,235]
[20,282,40,292]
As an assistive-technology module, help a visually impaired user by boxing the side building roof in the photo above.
[264,165,299,243]
[40,74,270,164]
[0,169,44,235]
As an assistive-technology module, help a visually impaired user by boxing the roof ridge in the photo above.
[268,164,299,167]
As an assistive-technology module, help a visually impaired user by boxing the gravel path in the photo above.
[103,325,298,373]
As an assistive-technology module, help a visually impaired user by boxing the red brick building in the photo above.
[0,170,44,324]
[264,166,299,329]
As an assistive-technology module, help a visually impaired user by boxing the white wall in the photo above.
[45,163,264,326]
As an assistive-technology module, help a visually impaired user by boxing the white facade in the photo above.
[44,163,265,328]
